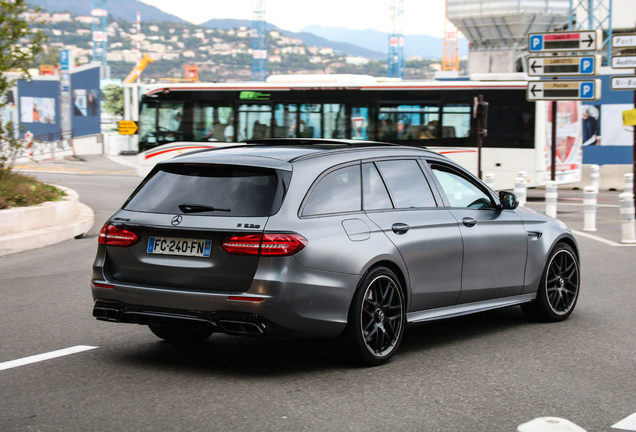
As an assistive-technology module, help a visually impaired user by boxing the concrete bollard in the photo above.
[624,173,633,195]
[619,192,636,244]
[485,173,495,190]
[545,180,557,218]
[583,186,597,232]
[590,164,600,192]
[514,176,527,207]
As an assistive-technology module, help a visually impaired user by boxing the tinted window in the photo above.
[302,165,361,216]
[431,166,493,209]
[124,164,286,217]
[363,163,393,211]
[376,160,437,208]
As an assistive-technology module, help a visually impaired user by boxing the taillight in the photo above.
[98,224,141,246]
[220,233,307,256]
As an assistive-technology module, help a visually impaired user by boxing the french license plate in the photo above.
[147,237,211,257]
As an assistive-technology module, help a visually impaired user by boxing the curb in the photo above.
[0,186,95,255]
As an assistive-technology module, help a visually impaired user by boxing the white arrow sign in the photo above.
[526,80,601,101]
[610,76,636,90]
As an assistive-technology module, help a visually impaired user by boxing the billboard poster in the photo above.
[20,97,56,124]
[73,89,100,116]
[546,101,583,178]
[70,63,101,137]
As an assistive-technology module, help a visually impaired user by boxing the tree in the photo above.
[101,84,124,117]
[0,0,46,173]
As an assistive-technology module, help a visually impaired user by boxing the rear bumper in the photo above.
[91,256,360,338]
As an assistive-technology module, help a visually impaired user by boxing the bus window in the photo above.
[238,105,272,141]
[442,105,471,138]
[379,105,439,141]
[274,104,297,137]
[351,106,369,140]
[324,104,346,139]
[193,103,233,142]
[139,102,157,145]
[158,102,185,142]
[299,104,321,138]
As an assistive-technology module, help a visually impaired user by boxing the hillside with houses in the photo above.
[23,8,462,82]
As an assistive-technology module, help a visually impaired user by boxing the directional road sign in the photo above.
[528,30,602,53]
[610,76,636,91]
[612,56,636,69]
[527,55,600,77]
[526,80,601,101]
[118,120,138,135]
[612,34,636,49]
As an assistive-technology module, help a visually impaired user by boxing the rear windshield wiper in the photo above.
[178,203,231,213]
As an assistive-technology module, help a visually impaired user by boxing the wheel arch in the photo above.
[361,259,410,311]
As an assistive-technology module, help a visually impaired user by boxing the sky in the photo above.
[137,0,448,37]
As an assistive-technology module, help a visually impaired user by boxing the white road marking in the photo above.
[0,345,98,372]
[572,230,636,247]
[613,412,636,430]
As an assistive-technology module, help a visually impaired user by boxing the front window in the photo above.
[431,165,493,209]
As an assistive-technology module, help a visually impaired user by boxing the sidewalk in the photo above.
[12,154,138,176]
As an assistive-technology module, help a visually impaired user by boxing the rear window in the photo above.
[123,164,289,217]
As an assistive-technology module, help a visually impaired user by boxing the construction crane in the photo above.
[388,0,405,79]
[123,53,154,84]
[252,0,267,81]
[91,0,108,65]
[442,2,459,73]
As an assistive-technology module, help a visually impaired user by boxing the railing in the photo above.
[27,130,74,160]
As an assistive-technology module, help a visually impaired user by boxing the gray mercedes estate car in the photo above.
[92,139,580,365]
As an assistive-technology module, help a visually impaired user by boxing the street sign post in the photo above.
[528,30,602,53]
[527,80,601,101]
[527,55,600,77]
[610,76,636,90]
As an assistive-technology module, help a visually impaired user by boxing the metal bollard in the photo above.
[514,176,527,207]
[619,192,636,244]
[590,164,600,192]
[583,186,597,232]
[545,180,557,218]
[624,173,633,195]
[485,173,495,191]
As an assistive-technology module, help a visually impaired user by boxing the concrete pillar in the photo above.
[619,193,636,244]
[514,177,526,207]
[624,173,633,195]
[583,186,596,232]
[590,164,600,192]
[545,180,557,218]
[485,173,495,191]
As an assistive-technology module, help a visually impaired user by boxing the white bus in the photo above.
[136,74,582,189]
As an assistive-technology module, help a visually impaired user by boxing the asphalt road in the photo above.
[1,162,636,431]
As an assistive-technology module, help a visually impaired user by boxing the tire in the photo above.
[341,266,406,366]
[521,243,580,322]
[148,324,213,343]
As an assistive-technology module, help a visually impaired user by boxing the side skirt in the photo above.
[406,293,536,323]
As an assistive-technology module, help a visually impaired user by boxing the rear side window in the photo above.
[123,164,289,217]
[302,165,361,216]
[375,160,437,208]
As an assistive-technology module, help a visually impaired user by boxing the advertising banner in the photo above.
[545,101,583,178]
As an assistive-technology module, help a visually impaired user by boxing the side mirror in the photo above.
[499,191,519,210]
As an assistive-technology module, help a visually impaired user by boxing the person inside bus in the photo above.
[252,120,267,139]
[224,116,235,142]
[380,118,398,141]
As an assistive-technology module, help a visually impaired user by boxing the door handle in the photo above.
[462,217,478,227]
[391,223,410,234]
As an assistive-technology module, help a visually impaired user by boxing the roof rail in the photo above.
[244,138,401,147]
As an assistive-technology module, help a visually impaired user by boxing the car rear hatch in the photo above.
[102,161,291,293]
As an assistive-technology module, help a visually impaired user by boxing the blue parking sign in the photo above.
[529,35,543,52]
[580,57,594,74]
[60,49,69,71]
[580,82,594,99]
